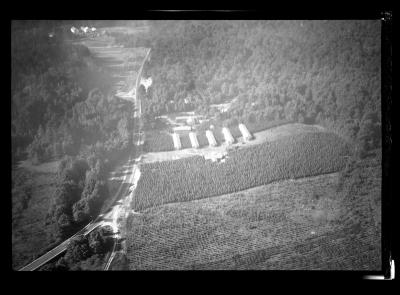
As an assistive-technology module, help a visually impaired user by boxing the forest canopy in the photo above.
[12,21,135,166]
[112,20,381,153]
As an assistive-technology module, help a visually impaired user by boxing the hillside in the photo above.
[126,152,381,270]
[12,20,383,271]
[12,22,137,167]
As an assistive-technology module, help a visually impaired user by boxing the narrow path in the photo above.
[102,48,150,271]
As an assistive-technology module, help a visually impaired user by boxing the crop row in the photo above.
[132,132,350,211]
[126,205,379,270]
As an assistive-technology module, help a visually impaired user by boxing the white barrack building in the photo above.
[189,132,199,149]
[238,123,253,141]
[172,133,182,150]
[206,130,217,147]
[222,127,234,145]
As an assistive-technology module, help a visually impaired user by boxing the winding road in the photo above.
[19,29,150,271]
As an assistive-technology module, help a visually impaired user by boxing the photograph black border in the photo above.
[7,8,393,281]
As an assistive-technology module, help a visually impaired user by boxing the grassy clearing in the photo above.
[180,133,192,149]
[246,119,293,134]
[143,131,174,153]
[132,131,350,211]
[126,154,381,270]
[197,132,209,148]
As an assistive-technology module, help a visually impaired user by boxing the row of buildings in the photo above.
[172,123,253,150]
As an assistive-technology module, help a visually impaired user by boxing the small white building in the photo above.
[81,26,89,33]
[210,103,230,113]
[173,125,191,132]
[140,77,152,92]
[172,133,181,150]
[206,130,217,147]
[222,127,234,145]
[189,132,199,149]
[238,123,253,141]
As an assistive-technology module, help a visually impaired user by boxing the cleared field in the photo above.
[101,25,150,35]
[244,123,328,147]
[76,36,148,100]
[180,133,192,149]
[18,159,60,174]
[246,119,293,134]
[132,131,350,211]
[126,155,381,270]
[143,131,174,153]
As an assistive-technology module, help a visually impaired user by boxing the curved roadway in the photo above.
[19,32,150,271]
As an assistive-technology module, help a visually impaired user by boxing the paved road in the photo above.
[19,33,148,271]
[18,160,135,271]
[103,48,150,271]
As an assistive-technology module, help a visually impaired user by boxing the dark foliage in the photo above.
[112,20,380,151]
[12,22,135,166]
[46,157,110,240]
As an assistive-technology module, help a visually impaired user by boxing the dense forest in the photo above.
[12,21,136,268]
[112,20,381,154]
[39,226,114,271]
[44,156,109,241]
[12,22,135,167]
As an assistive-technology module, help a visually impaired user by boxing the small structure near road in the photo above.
[71,26,79,34]
[189,132,199,149]
[70,26,99,37]
[204,150,228,162]
[172,133,182,150]
[81,26,89,33]
[222,127,234,145]
[238,123,253,141]
[206,130,217,147]
[140,77,152,92]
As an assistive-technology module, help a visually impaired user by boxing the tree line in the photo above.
[112,20,381,155]
[39,226,114,271]
[44,156,108,241]
[12,22,135,167]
